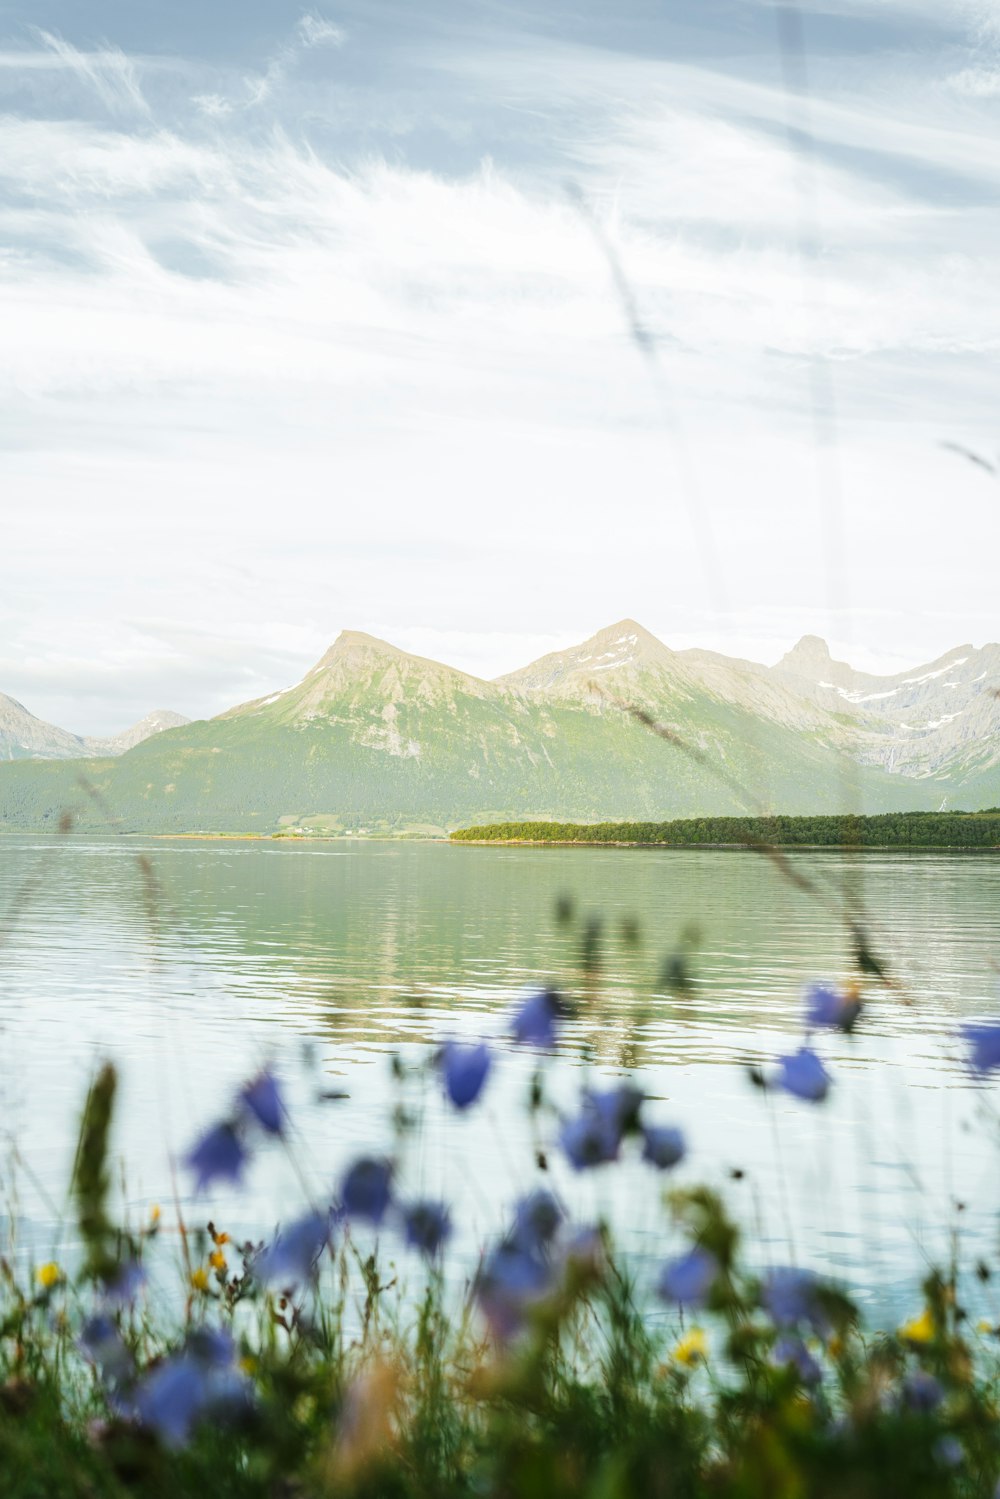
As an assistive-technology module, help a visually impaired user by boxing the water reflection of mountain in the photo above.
[5,838,995,1073]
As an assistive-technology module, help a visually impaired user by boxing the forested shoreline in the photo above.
[451,811,1000,847]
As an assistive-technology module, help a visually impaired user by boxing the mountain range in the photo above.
[0,620,997,835]
[0,697,190,761]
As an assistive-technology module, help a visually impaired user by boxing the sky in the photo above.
[2,0,1000,733]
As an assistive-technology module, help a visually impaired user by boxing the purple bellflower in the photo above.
[656,1247,719,1309]
[239,1069,285,1136]
[962,1022,1000,1076]
[475,1241,553,1341]
[439,1041,492,1109]
[762,1267,829,1334]
[511,989,566,1048]
[136,1329,251,1449]
[559,1082,643,1170]
[256,1210,334,1289]
[773,1335,822,1386]
[184,1121,248,1193]
[340,1157,394,1225]
[402,1200,452,1258]
[805,983,862,1034]
[902,1370,944,1412]
[136,1355,207,1449]
[79,1315,134,1389]
[641,1124,686,1170]
[101,1259,147,1307]
[776,1047,832,1103]
[511,1189,563,1255]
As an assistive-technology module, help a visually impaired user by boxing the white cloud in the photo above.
[296,14,346,48]
[1,12,998,726]
[29,28,150,117]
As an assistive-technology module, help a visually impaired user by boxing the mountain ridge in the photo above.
[0,620,996,835]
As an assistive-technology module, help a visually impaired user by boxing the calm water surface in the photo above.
[1,835,999,1324]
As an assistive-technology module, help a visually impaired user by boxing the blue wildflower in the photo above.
[511,1189,563,1254]
[776,1047,831,1103]
[239,1069,285,1136]
[340,1157,393,1225]
[641,1124,686,1170]
[773,1334,822,1386]
[476,1241,552,1341]
[805,983,862,1034]
[559,1082,643,1170]
[187,1325,236,1368]
[585,1082,644,1138]
[511,989,566,1048]
[136,1355,208,1448]
[902,1370,944,1412]
[656,1247,718,1308]
[762,1267,828,1333]
[256,1210,334,1289]
[934,1436,963,1469]
[136,1331,251,1449]
[559,1110,619,1170]
[962,1022,1000,1076]
[79,1315,134,1387]
[439,1041,492,1109]
[184,1121,247,1192]
[101,1259,146,1307]
[402,1200,452,1258]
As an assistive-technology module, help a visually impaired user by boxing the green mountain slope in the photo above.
[0,624,971,835]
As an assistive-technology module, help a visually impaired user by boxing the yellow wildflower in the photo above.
[190,1267,209,1292]
[977,1320,995,1336]
[900,1308,935,1345]
[210,1228,231,1246]
[149,1204,161,1226]
[209,1249,227,1273]
[35,1262,62,1290]
[672,1328,708,1366]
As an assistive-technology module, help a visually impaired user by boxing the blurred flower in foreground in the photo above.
[776,1048,831,1103]
[102,1260,146,1307]
[671,1328,707,1366]
[511,1189,563,1255]
[80,1315,135,1412]
[900,1306,935,1345]
[772,1335,822,1386]
[657,1247,718,1309]
[511,989,566,1048]
[805,982,862,1035]
[184,1121,248,1192]
[239,1069,285,1136]
[402,1200,452,1259]
[961,1022,1000,1076]
[560,1083,643,1171]
[136,1328,251,1449]
[902,1370,944,1411]
[340,1157,394,1225]
[35,1262,62,1290]
[762,1268,831,1335]
[256,1209,334,1289]
[439,1041,492,1109]
[641,1124,686,1170]
[476,1241,552,1341]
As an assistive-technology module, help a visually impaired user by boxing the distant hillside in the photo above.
[0,620,997,834]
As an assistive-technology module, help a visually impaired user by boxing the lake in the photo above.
[1,834,998,1325]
